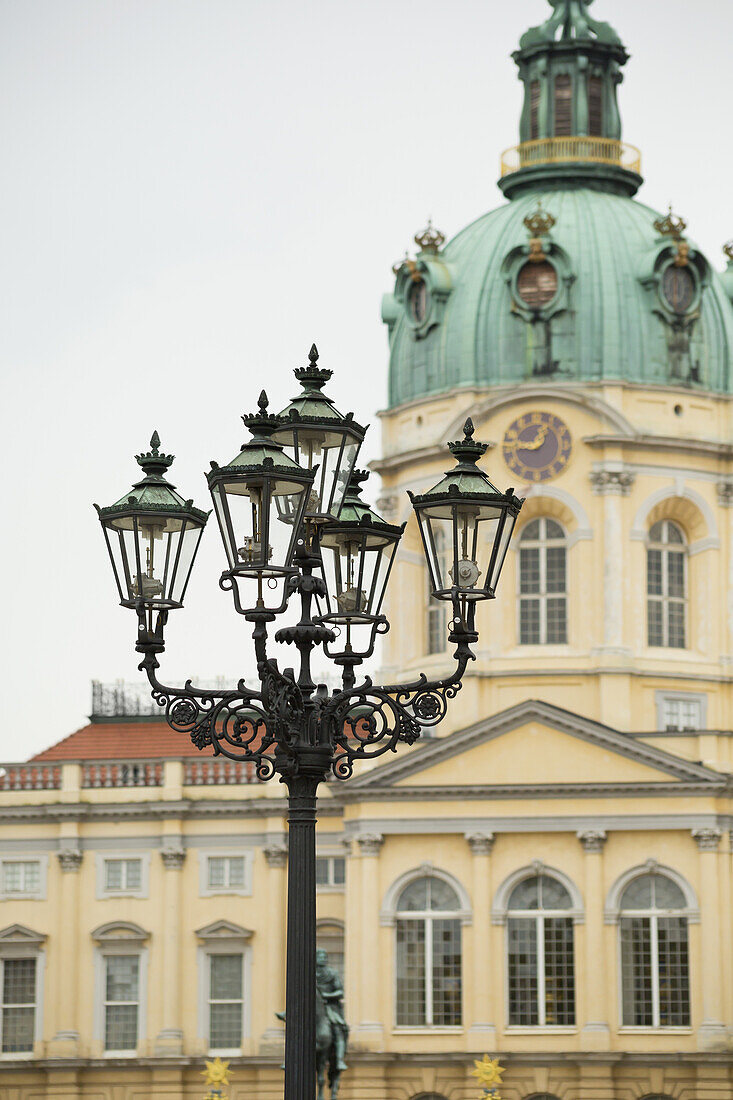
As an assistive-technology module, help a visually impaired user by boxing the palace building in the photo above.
[3,1,733,1097]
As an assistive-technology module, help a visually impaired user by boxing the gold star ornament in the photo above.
[470,1054,504,1089]
[202,1057,231,1086]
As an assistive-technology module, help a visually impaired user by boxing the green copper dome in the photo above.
[383,0,733,407]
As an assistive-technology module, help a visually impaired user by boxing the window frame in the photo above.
[646,520,687,649]
[617,874,692,1030]
[196,925,252,1054]
[654,690,707,732]
[199,851,253,898]
[0,933,45,1060]
[206,951,244,1053]
[315,855,346,892]
[92,923,149,1058]
[103,954,141,1053]
[505,875,577,1029]
[95,853,150,901]
[517,517,568,646]
[393,875,465,1030]
[0,858,47,902]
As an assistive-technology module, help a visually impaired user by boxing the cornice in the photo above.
[583,433,733,459]
[0,796,342,826]
[335,781,729,803]
[370,441,495,476]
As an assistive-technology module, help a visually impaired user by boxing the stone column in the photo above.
[692,828,725,1047]
[260,842,288,1052]
[47,846,82,1058]
[465,832,496,1046]
[155,843,186,1055]
[577,829,610,1049]
[355,833,384,1047]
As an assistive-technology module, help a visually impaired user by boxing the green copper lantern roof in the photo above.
[277,344,367,439]
[97,432,209,522]
[326,469,403,536]
[423,419,506,499]
[209,391,309,479]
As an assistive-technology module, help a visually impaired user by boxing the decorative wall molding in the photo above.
[577,829,607,852]
[160,845,186,870]
[717,481,733,507]
[465,831,495,855]
[263,844,288,868]
[692,827,723,851]
[58,847,83,872]
[604,862,699,924]
[356,833,384,856]
[589,467,635,496]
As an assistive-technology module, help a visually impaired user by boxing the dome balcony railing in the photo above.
[501,136,642,177]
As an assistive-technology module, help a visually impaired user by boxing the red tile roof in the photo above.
[31,722,213,761]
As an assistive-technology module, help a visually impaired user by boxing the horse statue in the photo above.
[276,948,349,1100]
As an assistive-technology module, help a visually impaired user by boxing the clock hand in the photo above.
[517,424,549,452]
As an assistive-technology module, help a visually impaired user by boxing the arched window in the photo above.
[620,873,690,1027]
[647,521,687,648]
[519,518,567,645]
[427,529,447,654]
[507,874,575,1026]
[395,875,462,1027]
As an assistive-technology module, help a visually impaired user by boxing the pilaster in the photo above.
[47,840,82,1058]
[155,838,185,1055]
[354,833,384,1048]
[692,828,726,1047]
[260,838,288,1053]
[577,830,610,1049]
[466,832,496,1047]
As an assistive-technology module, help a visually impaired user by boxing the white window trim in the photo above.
[95,853,150,901]
[517,517,568,646]
[92,924,149,1057]
[0,857,48,902]
[316,853,346,893]
[654,690,707,732]
[492,864,584,926]
[199,850,253,898]
[646,521,688,649]
[604,863,699,924]
[0,926,46,1060]
[196,928,252,1054]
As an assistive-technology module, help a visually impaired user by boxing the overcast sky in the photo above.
[1,0,731,760]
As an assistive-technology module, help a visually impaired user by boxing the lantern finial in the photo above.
[150,430,161,454]
[464,418,475,440]
[309,343,319,364]
[136,432,174,477]
[447,420,489,467]
[258,390,269,413]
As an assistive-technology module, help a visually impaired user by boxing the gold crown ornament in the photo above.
[723,241,733,265]
[414,219,446,254]
[654,204,687,240]
[523,201,556,263]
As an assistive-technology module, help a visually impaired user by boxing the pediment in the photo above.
[0,923,46,946]
[347,700,722,794]
[196,919,253,943]
[92,921,150,944]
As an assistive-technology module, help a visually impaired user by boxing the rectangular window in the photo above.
[519,598,541,645]
[396,919,426,1026]
[660,695,704,731]
[104,955,139,1051]
[316,856,346,888]
[543,917,575,1025]
[1,958,36,1053]
[621,916,689,1027]
[207,856,245,890]
[508,917,538,1026]
[529,79,541,140]
[104,858,142,892]
[554,75,572,136]
[209,954,243,1049]
[588,76,603,135]
[1,862,40,896]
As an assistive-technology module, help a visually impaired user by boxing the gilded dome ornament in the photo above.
[654,205,687,241]
[523,201,556,263]
[414,219,446,255]
[723,241,733,264]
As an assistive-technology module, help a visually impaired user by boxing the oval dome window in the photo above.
[408,279,428,323]
[662,266,695,313]
[517,260,558,308]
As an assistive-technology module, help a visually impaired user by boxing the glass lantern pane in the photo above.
[103,526,131,602]
[488,510,517,593]
[211,484,237,570]
[168,522,204,604]
[221,481,273,572]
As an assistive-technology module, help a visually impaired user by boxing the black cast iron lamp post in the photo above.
[94,346,523,1100]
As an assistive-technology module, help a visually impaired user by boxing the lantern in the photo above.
[409,419,523,616]
[207,392,314,614]
[95,432,209,626]
[271,344,366,521]
[319,470,403,625]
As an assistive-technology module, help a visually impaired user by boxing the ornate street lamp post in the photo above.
[95,345,523,1100]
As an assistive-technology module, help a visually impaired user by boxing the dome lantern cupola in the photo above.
[500,0,642,199]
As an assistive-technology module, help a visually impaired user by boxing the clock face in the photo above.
[502,411,572,483]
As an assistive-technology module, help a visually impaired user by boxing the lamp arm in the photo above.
[321,599,477,779]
